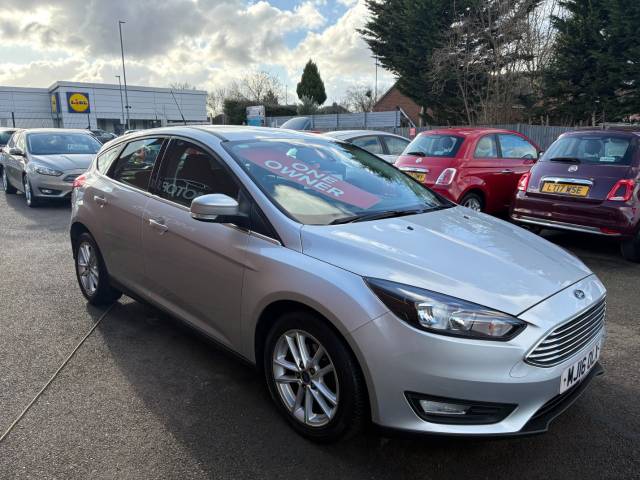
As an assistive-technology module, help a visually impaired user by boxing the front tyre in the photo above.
[264,311,367,442]
[23,175,40,208]
[74,232,122,305]
[621,232,640,262]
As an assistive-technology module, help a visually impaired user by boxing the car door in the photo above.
[5,132,24,187]
[90,136,167,291]
[2,132,18,186]
[467,134,513,211]
[142,137,251,349]
[496,133,538,205]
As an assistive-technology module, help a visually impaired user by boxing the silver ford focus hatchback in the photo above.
[70,126,606,441]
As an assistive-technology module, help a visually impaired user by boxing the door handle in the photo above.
[94,195,107,206]
[148,218,168,234]
[500,169,514,174]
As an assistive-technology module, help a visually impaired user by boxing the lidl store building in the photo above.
[0,81,208,132]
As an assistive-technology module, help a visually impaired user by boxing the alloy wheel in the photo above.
[462,197,482,212]
[77,242,99,296]
[272,329,339,427]
[23,177,32,205]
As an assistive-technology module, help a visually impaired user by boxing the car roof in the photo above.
[121,125,335,143]
[324,130,408,140]
[23,128,93,135]
[560,128,640,138]
[420,127,521,138]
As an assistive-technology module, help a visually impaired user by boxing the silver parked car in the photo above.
[1,128,101,207]
[70,126,606,441]
[324,130,410,163]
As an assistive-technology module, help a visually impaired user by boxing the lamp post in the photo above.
[115,75,125,132]
[118,20,131,130]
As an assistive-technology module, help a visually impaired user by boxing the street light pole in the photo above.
[118,20,131,130]
[115,75,125,131]
[374,55,379,102]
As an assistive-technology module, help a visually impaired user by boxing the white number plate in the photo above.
[559,339,601,394]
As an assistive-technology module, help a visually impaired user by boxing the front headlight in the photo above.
[34,165,63,176]
[365,278,526,341]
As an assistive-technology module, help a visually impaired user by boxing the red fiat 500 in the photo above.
[511,129,640,261]
[395,128,540,213]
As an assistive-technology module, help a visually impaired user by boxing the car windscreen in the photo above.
[27,133,102,155]
[402,134,464,157]
[281,118,311,130]
[542,135,635,165]
[225,138,450,225]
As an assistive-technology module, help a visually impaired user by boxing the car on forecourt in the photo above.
[511,128,640,261]
[1,128,101,207]
[70,126,605,441]
[323,130,410,164]
[395,128,540,213]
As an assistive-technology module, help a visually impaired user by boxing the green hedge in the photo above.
[223,100,298,125]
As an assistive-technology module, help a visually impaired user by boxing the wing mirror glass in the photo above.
[190,194,239,222]
[9,147,24,156]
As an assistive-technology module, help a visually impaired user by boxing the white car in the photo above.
[324,130,411,163]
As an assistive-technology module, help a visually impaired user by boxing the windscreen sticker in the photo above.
[241,149,381,209]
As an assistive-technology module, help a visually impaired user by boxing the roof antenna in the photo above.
[170,89,187,126]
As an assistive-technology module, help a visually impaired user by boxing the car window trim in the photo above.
[106,135,170,192]
[152,135,282,245]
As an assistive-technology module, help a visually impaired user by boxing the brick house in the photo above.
[373,83,423,126]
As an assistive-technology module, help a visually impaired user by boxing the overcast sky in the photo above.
[0,0,395,103]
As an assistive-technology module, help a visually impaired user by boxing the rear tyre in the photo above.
[460,192,484,212]
[263,311,367,442]
[23,175,41,208]
[74,232,122,305]
[2,167,16,194]
[621,233,640,262]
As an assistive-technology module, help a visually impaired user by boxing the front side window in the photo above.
[225,138,449,225]
[542,135,634,165]
[474,135,498,158]
[498,134,537,159]
[110,138,164,190]
[157,139,239,208]
[351,136,384,155]
[0,130,15,146]
[26,133,101,155]
[383,135,410,155]
[402,134,463,158]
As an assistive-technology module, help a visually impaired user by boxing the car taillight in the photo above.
[517,172,531,191]
[606,179,635,202]
[72,174,87,189]
[435,168,456,186]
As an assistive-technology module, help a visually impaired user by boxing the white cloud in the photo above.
[0,0,393,102]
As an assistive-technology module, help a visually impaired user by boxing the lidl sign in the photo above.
[50,93,59,114]
[66,92,90,113]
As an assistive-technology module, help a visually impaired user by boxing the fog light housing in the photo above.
[406,392,517,425]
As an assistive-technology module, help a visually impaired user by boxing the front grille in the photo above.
[63,174,80,183]
[526,298,606,368]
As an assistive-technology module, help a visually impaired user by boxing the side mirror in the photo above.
[537,150,544,159]
[9,147,24,156]
[190,194,239,222]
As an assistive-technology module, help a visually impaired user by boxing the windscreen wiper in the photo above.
[549,156,581,163]
[330,206,443,225]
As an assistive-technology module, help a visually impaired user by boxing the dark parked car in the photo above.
[511,129,640,261]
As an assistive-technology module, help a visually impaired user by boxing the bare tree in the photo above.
[343,85,376,112]
[169,81,197,90]
[207,87,227,117]
[227,71,284,104]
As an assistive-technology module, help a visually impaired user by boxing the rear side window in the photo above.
[352,136,384,155]
[382,135,410,155]
[0,130,15,145]
[474,135,498,158]
[498,134,537,159]
[156,139,239,208]
[543,135,634,165]
[96,147,120,173]
[110,138,165,191]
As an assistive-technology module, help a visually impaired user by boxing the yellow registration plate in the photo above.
[407,172,426,182]
[541,182,590,197]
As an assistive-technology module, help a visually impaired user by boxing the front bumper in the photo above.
[349,275,606,436]
[30,170,84,199]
